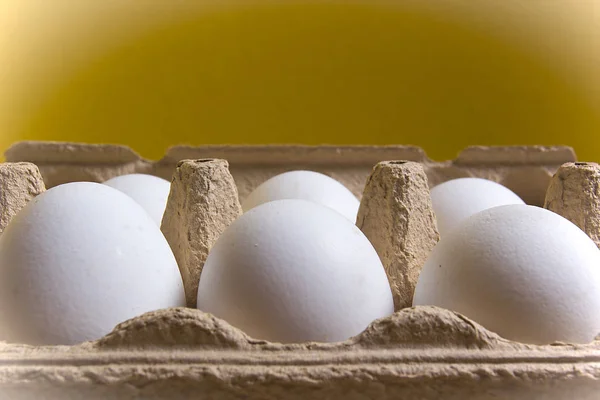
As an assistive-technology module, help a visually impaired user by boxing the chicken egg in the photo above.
[103,173,171,226]
[413,204,600,345]
[197,199,394,343]
[241,170,360,222]
[430,177,525,236]
[0,182,185,345]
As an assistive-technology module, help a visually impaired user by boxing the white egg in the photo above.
[430,177,524,236]
[0,182,185,345]
[241,170,360,222]
[197,199,394,343]
[413,204,600,345]
[103,174,171,226]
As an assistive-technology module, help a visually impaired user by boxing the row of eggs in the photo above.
[0,166,599,346]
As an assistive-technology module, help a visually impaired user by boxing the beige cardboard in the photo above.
[545,162,600,248]
[1,141,598,400]
[357,161,439,310]
[161,159,242,307]
[0,163,45,234]
[5,142,575,206]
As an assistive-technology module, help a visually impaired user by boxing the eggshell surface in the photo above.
[430,177,524,236]
[103,174,171,226]
[197,199,394,343]
[413,204,600,345]
[0,182,185,345]
[241,171,360,222]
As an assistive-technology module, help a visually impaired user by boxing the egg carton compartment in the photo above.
[1,141,599,400]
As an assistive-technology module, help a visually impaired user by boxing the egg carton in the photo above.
[1,140,600,400]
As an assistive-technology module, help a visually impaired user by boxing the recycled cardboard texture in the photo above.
[1,141,600,400]
[357,161,439,310]
[0,163,45,234]
[5,141,576,206]
[545,162,600,248]
[161,159,242,307]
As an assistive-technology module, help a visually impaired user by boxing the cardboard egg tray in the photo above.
[1,140,600,400]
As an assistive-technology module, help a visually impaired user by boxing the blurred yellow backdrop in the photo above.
[1,1,599,161]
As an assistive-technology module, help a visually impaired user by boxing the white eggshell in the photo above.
[241,171,360,222]
[103,174,171,226]
[0,182,185,345]
[197,199,393,343]
[413,204,600,345]
[430,177,524,236]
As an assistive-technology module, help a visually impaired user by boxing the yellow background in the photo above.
[1,1,599,161]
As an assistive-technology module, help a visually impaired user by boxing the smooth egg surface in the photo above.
[0,182,185,345]
[103,173,171,226]
[197,199,393,343]
[242,171,360,222]
[430,177,525,236]
[413,204,600,345]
